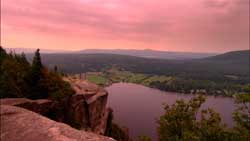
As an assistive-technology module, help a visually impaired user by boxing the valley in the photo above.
[2,0,249,140]
[71,69,246,96]
[1,47,249,141]
[24,50,249,97]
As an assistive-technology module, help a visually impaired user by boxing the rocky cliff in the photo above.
[64,77,110,134]
[0,78,111,135]
[0,105,115,141]
[0,77,114,139]
[0,78,129,141]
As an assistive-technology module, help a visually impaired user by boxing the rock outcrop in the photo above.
[0,105,115,141]
[64,78,110,135]
[0,78,112,135]
[0,78,127,140]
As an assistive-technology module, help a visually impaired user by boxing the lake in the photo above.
[106,83,235,140]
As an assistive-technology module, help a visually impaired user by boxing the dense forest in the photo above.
[0,46,74,100]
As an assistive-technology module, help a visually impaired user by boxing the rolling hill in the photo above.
[5,48,70,54]
[6,47,217,60]
[77,49,217,60]
[204,50,250,64]
[25,50,249,84]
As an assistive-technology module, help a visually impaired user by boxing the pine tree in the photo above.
[28,49,46,99]
[20,52,30,65]
[0,48,30,98]
[32,49,43,69]
[30,49,43,82]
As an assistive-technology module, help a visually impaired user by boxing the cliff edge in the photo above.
[64,77,110,134]
[0,78,129,141]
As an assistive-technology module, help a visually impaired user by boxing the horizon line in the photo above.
[4,46,248,54]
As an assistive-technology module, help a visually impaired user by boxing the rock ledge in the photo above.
[0,105,115,141]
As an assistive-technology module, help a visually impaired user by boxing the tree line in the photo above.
[149,78,244,96]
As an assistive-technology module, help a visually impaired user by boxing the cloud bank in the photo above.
[1,0,249,52]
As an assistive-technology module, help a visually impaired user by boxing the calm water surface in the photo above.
[106,83,235,140]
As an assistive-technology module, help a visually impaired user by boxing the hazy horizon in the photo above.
[4,47,249,54]
[3,46,250,54]
[1,0,249,52]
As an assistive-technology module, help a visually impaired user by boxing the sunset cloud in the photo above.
[1,0,249,52]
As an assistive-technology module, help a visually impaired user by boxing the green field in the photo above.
[85,69,172,87]
[86,74,108,85]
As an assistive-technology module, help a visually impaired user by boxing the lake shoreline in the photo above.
[106,83,235,140]
[104,81,234,98]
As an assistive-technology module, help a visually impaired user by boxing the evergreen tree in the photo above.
[32,49,43,69]
[0,49,30,98]
[28,49,46,99]
[20,52,30,65]
[31,49,43,80]
[0,47,73,100]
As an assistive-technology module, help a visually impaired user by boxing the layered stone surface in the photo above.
[0,98,55,117]
[0,105,114,141]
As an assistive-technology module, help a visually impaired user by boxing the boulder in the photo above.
[0,105,115,141]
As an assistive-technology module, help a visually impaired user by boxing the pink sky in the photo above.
[1,0,249,52]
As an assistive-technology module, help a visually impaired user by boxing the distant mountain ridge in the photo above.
[204,50,250,63]
[4,48,70,54]
[5,47,218,60]
[77,49,218,60]
[6,48,248,61]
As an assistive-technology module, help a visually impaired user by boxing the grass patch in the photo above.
[85,69,173,87]
[86,74,107,85]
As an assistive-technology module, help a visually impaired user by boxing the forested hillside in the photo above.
[205,50,250,63]
[23,50,250,96]
[24,50,249,84]
[0,46,73,100]
[77,49,217,59]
